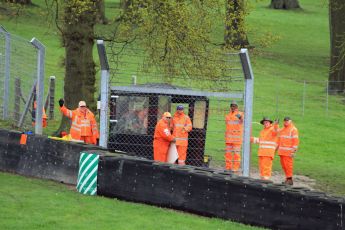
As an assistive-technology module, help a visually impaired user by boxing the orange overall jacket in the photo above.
[277,123,299,156]
[225,110,244,144]
[171,112,192,147]
[60,106,99,144]
[154,119,174,144]
[153,119,175,162]
[252,125,278,157]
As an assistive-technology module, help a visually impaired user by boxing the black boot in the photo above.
[284,177,293,186]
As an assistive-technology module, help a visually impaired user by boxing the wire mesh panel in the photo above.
[0,28,43,131]
[253,79,345,120]
[103,42,249,171]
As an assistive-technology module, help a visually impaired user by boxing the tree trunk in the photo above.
[62,1,97,110]
[224,0,249,49]
[120,0,131,10]
[96,0,108,24]
[53,116,70,137]
[55,1,97,135]
[329,0,345,94]
[270,0,300,9]
[63,24,96,110]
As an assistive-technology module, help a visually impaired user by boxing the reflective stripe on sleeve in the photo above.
[279,147,294,151]
[260,141,277,145]
[175,137,188,141]
[72,121,80,127]
[259,145,276,149]
[227,120,240,125]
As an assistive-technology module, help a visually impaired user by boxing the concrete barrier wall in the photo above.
[97,155,345,230]
[0,129,344,230]
[0,129,101,184]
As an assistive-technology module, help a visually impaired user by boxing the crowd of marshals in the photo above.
[226,100,299,185]
[53,98,298,185]
[153,101,299,186]
[250,116,299,185]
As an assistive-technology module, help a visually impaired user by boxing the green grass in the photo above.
[245,0,345,195]
[0,172,264,230]
[0,0,344,221]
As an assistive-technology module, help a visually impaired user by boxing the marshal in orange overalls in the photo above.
[171,106,192,165]
[251,117,278,180]
[60,101,99,145]
[225,101,244,172]
[153,112,175,162]
[277,117,299,184]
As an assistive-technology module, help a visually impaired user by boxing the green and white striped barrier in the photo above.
[76,152,99,195]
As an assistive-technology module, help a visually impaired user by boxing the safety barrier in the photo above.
[0,129,344,229]
[97,155,344,230]
[0,129,102,184]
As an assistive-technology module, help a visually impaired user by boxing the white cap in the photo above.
[163,112,172,118]
[78,101,86,107]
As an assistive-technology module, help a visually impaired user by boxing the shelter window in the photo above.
[113,96,149,135]
[157,96,171,121]
[193,101,206,129]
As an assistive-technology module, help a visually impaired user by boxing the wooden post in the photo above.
[49,76,55,120]
[14,78,21,124]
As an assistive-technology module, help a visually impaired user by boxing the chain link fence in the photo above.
[97,40,345,176]
[300,80,345,118]
[0,26,45,134]
[253,78,345,121]
[97,41,255,174]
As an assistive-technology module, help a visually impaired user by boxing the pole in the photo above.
[49,76,55,119]
[326,80,329,116]
[239,49,254,177]
[97,40,110,148]
[30,38,45,135]
[302,80,306,117]
[1,26,10,119]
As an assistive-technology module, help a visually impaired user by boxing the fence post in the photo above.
[18,81,36,128]
[97,40,110,148]
[14,78,21,123]
[326,80,329,116]
[239,49,254,177]
[49,76,55,119]
[132,75,137,85]
[302,80,306,116]
[30,38,45,135]
[0,26,11,120]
